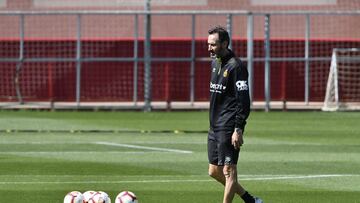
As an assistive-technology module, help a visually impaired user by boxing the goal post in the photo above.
[322,48,360,111]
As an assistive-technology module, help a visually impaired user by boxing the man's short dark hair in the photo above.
[208,26,230,47]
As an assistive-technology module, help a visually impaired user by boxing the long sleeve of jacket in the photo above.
[233,59,250,130]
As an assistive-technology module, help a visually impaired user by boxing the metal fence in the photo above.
[0,10,360,110]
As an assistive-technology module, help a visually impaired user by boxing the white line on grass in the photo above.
[239,174,357,181]
[0,141,91,144]
[95,141,193,154]
[0,151,180,154]
[0,141,205,145]
[0,174,358,185]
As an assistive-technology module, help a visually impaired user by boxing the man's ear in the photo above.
[222,40,229,48]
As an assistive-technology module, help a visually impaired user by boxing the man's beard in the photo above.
[210,47,226,59]
[209,52,216,58]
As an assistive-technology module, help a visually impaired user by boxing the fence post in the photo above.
[144,0,152,111]
[247,13,254,104]
[133,14,139,105]
[264,14,271,112]
[226,14,232,50]
[75,14,82,108]
[305,14,310,105]
[190,14,196,105]
[15,14,24,105]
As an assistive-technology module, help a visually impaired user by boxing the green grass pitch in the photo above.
[0,110,359,203]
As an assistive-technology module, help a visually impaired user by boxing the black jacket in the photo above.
[209,50,250,131]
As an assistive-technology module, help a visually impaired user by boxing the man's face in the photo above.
[207,33,226,58]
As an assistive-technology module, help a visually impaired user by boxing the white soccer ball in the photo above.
[86,191,111,203]
[115,191,138,203]
[97,191,111,203]
[64,191,84,203]
[83,191,96,203]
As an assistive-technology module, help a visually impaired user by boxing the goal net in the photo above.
[322,48,360,111]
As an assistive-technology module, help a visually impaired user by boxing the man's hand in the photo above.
[232,128,244,150]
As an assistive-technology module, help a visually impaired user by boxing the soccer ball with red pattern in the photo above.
[115,191,138,203]
[83,191,111,203]
[64,191,84,203]
[83,191,96,203]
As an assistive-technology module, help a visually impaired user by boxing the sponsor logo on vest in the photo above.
[236,80,248,91]
[210,82,226,93]
[223,69,228,77]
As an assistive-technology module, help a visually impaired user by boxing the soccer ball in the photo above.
[64,191,84,203]
[85,191,111,203]
[115,191,138,203]
[83,191,96,203]
[96,191,111,203]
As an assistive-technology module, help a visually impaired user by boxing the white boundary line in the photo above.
[0,174,358,185]
[95,141,193,154]
[0,151,177,154]
[240,174,358,181]
[0,141,204,145]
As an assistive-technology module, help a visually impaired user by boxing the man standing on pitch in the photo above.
[207,26,262,203]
